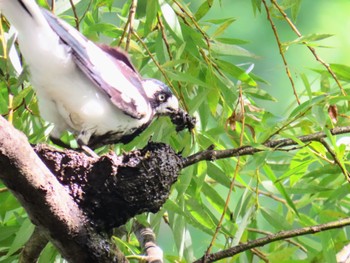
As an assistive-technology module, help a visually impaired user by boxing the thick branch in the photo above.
[134,222,163,263]
[183,126,350,167]
[194,217,350,262]
[0,116,126,262]
[19,227,48,263]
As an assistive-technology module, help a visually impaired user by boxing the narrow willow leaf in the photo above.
[0,92,8,115]
[244,87,277,101]
[145,0,158,35]
[216,37,249,45]
[211,42,256,58]
[212,18,236,38]
[195,0,213,21]
[284,33,333,47]
[260,208,292,230]
[251,0,262,15]
[231,205,255,246]
[7,218,34,256]
[300,73,312,99]
[216,59,257,86]
[12,87,32,109]
[289,94,327,118]
[264,165,299,216]
[202,183,231,217]
[159,1,183,41]
[330,64,350,81]
[291,0,302,21]
[165,71,211,88]
[320,72,331,92]
[186,198,217,230]
[320,231,337,263]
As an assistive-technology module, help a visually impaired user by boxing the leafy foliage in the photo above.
[1,0,350,262]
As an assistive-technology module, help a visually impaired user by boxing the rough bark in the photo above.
[0,116,139,262]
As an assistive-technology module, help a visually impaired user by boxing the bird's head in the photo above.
[142,78,179,116]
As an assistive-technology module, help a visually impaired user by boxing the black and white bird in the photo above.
[0,0,194,149]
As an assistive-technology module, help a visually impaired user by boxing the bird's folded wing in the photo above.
[42,9,149,120]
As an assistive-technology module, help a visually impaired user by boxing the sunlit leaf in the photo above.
[160,1,183,41]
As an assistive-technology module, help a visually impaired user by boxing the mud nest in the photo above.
[34,142,183,231]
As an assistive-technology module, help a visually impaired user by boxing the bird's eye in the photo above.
[158,94,166,102]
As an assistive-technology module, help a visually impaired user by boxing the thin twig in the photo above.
[173,0,211,49]
[68,0,80,30]
[157,14,173,60]
[319,138,350,182]
[204,87,246,260]
[126,0,137,51]
[270,0,346,96]
[133,31,180,100]
[250,248,268,262]
[194,217,350,262]
[261,0,300,105]
[183,126,350,167]
[246,227,307,252]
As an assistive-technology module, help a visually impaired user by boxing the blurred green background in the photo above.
[190,0,350,115]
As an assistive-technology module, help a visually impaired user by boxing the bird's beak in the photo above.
[157,95,179,115]
[165,96,180,113]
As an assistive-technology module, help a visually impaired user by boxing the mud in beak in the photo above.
[169,108,196,132]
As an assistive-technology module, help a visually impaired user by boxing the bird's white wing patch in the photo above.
[41,9,150,120]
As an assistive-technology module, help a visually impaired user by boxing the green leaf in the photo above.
[0,90,8,114]
[264,165,299,216]
[320,231,337,263]
[12,87,32,109]
[291,0,302,22]
[211,42,256,58]
[160,1,183,41]
[289,94,327,118]
[215,37,249,45]
[330,64,350,81]
[202,183,231,217]
[212,18,236,38]
[284,34,334,47]
[216,59,257,86]
[231,205,255,246]
[195,0,214,21]
[7,218,34,256]
[260,208,292,230]
[165,70,211,88]
[244,87,277,101]
[145,0,158,35]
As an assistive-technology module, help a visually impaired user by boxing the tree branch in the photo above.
[0,116,126,262]
[133,222,163,263]
[19,227,48,263]
[194,217,350,262]
[183,126,350,167]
